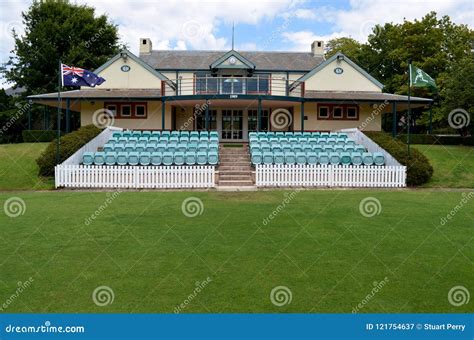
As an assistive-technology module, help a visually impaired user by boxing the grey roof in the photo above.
[28,89,162,100]
[140,50,324,71]
[304,91,433,103]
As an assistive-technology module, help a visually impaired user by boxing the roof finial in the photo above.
[232,22,235,50]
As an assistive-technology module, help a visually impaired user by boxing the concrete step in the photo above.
[218,180,254,186]
[217,170,252,175]
[218,166,253,171]
[219,174,252,180]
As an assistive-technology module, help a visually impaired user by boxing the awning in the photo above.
[28,89,162,101]
[304,90,432,104]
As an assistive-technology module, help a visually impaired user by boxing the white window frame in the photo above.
[120,105,132,117]
[318,106,329,118]
[106,105,117,117]
[135,104,146,117]
[347,107,358,119]
[332,107,343,119]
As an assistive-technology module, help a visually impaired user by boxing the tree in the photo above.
[3,0,120,95]
[325,37,363,61]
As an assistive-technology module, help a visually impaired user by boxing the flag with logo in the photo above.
[61,64,105,87]
[409,65,437,89]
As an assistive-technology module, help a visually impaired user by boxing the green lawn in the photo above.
[413,144,474,188]
[0,190,472,313]
[0,143,53,190]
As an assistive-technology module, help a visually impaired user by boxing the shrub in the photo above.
[36,125,102,177]
[22,130,61,143]
[364,132,433,186]
[395,134,474,146]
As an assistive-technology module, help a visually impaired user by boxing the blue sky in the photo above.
[1,0,473,87]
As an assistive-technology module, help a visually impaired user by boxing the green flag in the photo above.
[410,65,437,89]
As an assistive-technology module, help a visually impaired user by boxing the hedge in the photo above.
[36,125,102,177]
[22,130,61,143]
[395,134,474,146]
[364,132,433,186]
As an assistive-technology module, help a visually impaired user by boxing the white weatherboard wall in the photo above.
[55,126,216,189]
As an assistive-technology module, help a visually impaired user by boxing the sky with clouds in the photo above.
[0,0,473,87]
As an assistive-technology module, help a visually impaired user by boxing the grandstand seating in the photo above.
[83,130,219,166]
[248,131,385,166]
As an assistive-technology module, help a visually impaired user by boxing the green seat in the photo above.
[338,133,348,139]
[351,152,363,166]
[318,152,330,165]
[122,130,132,138]
[208,151,218,165]
[167,143,177,153]
[197,142,208,153]
[116,152,128,165]
[188,143,198,152]
[362,152,374,165]
[274,151,285,164]
[336,138,345,146]
[151,152,162,166]
[209,131,219,138]
[128,152,139,166]
[138,136,149,144]
[177,143,187,153]
[323,145,333,153]
[307,137,317,144]
[112,131,122,138]
[179,136,189,143]
[142,131,152,138]
[118,137,128,144]
[139,152,151,165]
[334,145,344,153]
[145,143,156,153]
[150,131,160,138]
[293,145,303,153]
[128,137,138,144]
[103,143,114,153]
[346,139,356,147]
[209,136,219,143]
[302,132,312,138]
[251,151,262,165]
[190,136,200,143]
[312,145,323,154]
[263,152,273,164]
[208,143,218,153]
[272,145,282,153]
[192,131,201,138]
[373,152,385,166]
[82,152,94,165]
[282,143,292,153]
[105,152,117,166]
[149,137,159,144]
[354,145,366,153]
[169,136,179,144]
[284,152,296,164]
[296,152,306,164]
[131,131,141,138]
[124,143,134,153]
[185,151,196,165]
[196,151,207,165]
[306,152,318,164]
[174,152,185,165]
[135,143,146,153]
[162,152,173,166]
[320,132,329,138]
[180,131,190,137]
[329,152,340,165]
[156,143,167,153]
[93,152,106,165]
[161,131,171,138]
[326,138,336,146]
[170,131,180,138]
[311,132,320,138]
[340,152,351,165]
[344,145,355,153]
[293,132,303,138]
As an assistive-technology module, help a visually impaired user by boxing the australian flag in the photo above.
[61,64,105,87]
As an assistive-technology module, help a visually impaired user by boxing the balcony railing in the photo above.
[163,76,304,97]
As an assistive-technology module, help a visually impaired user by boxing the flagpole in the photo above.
[56,60,62,164]
[407,60,411,158]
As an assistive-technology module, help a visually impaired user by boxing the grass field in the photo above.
[0,190,472,313]
[0,143,53,190]
[413,144,474,188]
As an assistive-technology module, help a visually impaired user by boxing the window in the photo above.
[347,107,358,119]
[318,106,329,118]
[104,102,147,119]
[121,105,131,117]
[135,105,146,117]
[106,105,116,116]
[333,107,343,119]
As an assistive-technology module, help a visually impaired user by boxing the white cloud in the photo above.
[281,31,343,51]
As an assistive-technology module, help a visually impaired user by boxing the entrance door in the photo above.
[222,109,243,140]
[221,76,244,94]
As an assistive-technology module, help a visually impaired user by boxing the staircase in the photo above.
[218,144,254,187]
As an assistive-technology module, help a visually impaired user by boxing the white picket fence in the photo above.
[256,164,406,188]
[55,165,215,189]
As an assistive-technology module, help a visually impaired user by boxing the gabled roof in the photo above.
[297,52,384,89]
[139,50,324,71]
[209,50,255,69]
[94,49,170,82]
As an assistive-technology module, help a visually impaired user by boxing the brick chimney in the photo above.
[139,38,152,55]
[311,40,324,57]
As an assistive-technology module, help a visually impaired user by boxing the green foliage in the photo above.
[22,130,61,142]
[396,134,474,146]
[3,0,120,95]
[365,132,433,186]
[325,37,363,60]
[36,124,101,176]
